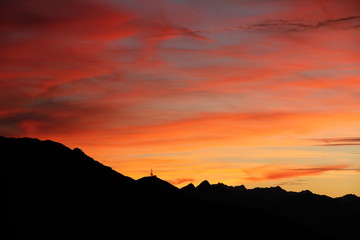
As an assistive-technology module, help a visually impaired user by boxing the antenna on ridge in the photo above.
[150,168,156,177]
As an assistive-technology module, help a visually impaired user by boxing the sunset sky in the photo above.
[1,0,359,197]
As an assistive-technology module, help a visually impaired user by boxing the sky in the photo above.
[1,0,359,197]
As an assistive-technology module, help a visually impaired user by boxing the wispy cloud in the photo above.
[238,16,360,32]
[151,26,211,41]
[168,178,194,185]
[155,15,360,39]
[245,165,358,181]
[293,167,360,171]
[311,137,360,147]
[277,179,306,186]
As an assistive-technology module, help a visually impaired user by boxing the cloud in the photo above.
[318,16,360,28]
[168,178,194,185]
[245,165,355,181]
[150,26,210,41]
[0,0,137,108]
[0,0,136,40]
[316,143,360,147]
[238,16,360,32]
[1,0,359,196]
[0,0,210,139]
[277,180,306,186]
[0,96,113,136]
[293,167,360,171]
[108,111,360,151]
[311,137,360,147]
[315,137,360,142]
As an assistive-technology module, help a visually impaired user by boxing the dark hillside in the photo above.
[3,136,354,239]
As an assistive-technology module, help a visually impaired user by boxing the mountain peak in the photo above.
[182,183,196,191]
[234,184,247,191]
[300,190,313,195]
[137,175,178,193]
[73,147,85,154]
[339,194,359,199]
[272,186,285,192]
[336,194,360,203]
[197,180,211,189]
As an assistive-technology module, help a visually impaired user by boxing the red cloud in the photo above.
[0,0,135,40]
[1,1,359,192]
[0,0,208,138]
[246,165,350,181]
[168,178,194,185]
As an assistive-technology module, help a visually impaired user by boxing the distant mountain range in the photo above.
[3,136,359,239]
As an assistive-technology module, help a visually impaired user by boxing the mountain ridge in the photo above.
[3,136,359,239]
[3,136,357,199]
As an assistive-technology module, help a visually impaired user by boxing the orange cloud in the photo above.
[244,165,351,181]
[311,137,360,146]
[100,111,360,152]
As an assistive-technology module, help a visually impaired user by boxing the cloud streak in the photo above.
[293,167,360,171]
[311,137,360,147]
[238,16,360,32]
[168,178,194,185]
[245,165,356,181]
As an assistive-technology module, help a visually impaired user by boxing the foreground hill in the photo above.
[3,136,358,239]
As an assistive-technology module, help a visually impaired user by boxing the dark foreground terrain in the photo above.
[3,136,359,239]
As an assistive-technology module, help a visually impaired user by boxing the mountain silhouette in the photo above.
[3,136,358,239]
[181,179,360,239]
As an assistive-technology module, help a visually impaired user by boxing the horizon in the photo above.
[1,0,359,198]
[3,135,359,198]
[3,134,358,199]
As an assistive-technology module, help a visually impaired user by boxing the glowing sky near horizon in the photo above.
[1,0,359,196]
